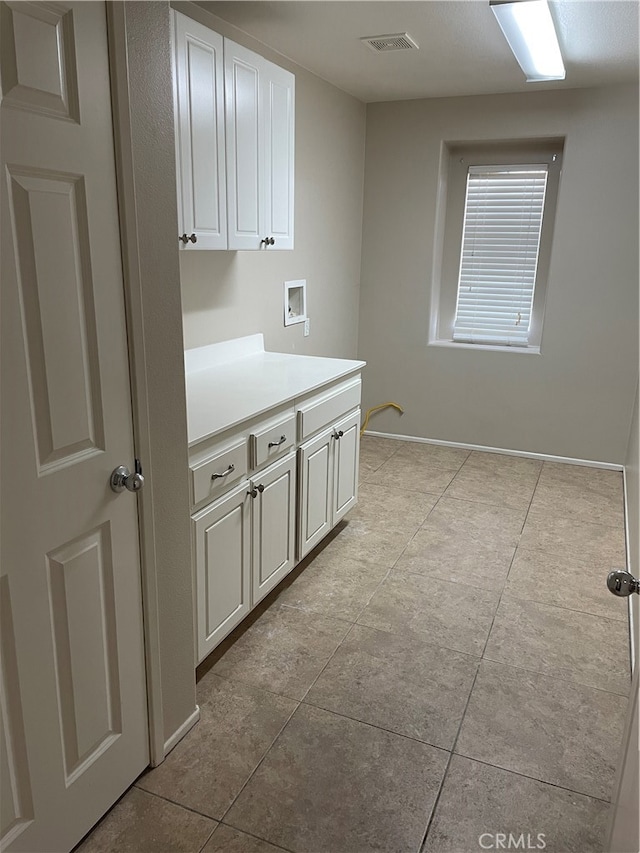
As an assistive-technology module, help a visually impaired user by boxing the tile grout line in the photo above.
[420,461,540,850]
[472,654,631,699]
[418,664,482,853]
[298,620,360,703]
[496,589,629,625]
[475,460,545,660]
[445,753,615,806]
[216,697,301,827]
[297,695,462,752]
[196,822,218,853]
[216,822,297,853]
[132,787,219,824]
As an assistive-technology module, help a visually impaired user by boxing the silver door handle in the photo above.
[268,435,287,448]
[111,460,144,493]
[607,570,640,596]
[211,464,235,481]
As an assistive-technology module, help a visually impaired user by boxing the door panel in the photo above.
[298,429,333,559]
[263,65,294,249]
[194,481,251,663]
[0,577,34,846]
[173,12,226,249]
[7,168,104,471]
[333,410,360,523]
[225,40,261,249]
[0,1,80,121]
[252,452,296,603]
[47,524,122,783]
[1,3,149,851]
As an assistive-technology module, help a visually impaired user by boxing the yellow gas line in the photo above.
[360,402,404,436]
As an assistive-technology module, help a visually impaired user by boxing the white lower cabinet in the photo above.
[193,480,251,663]
[190,370,361,664]
[331,410,361,523]
[193,451,297,662]
[298,409,360,559]
[251,451,296,604]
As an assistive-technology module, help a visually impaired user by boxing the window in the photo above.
[431,140,563,352]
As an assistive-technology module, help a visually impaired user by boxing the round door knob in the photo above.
[110,464,145,493]
[179,233,198,244]
[607,569,639,597]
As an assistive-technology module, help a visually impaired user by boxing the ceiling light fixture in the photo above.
[490,0,565,82]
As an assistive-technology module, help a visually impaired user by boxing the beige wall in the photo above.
[358,86,639,464]
[109,2,196,756]
[175,3,366,360]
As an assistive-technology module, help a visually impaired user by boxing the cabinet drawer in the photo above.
[190,440,247,507]
[297,377,361,440]
[251,412,296,469]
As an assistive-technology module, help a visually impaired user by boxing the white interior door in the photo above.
[608,595,639,853]
[0,3,149,851]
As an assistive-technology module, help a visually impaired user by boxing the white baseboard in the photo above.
[162,706,200,758]
[362,430,624,471]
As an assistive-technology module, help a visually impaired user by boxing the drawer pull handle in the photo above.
[268,435,287,448]
[211,464,235,481]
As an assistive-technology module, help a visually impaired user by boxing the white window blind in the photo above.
[453,165,549,346]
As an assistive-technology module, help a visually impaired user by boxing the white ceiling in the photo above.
[199,0,639,102]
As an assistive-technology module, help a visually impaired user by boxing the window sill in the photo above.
[428,339,541,355]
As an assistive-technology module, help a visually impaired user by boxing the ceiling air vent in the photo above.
[360,32,419,53]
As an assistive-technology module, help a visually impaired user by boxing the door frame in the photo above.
[105,2,198,767]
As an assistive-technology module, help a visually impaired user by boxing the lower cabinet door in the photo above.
[251,451,297,604]
[193,480,251,663]
[333,409,360,524]
[297,426,333,560]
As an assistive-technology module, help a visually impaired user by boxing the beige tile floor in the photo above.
[78,437,631,853]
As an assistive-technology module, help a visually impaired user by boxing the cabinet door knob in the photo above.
[248,483,265,499]
[260,236,275,247]
[179,233,198,244]
[333,429,344,440]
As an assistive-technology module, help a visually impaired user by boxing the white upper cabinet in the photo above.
[225,39,295,251]
[224,41,261,251]
[173,12,227,250]
[263,61,295,250]
[172,14,294,251]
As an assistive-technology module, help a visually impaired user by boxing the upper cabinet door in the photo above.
[263,62,295,250]
[226,39,295,251]
[225,40,262,250]
[173,12,227,249]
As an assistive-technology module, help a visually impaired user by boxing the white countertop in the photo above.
[185,335,365,447]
